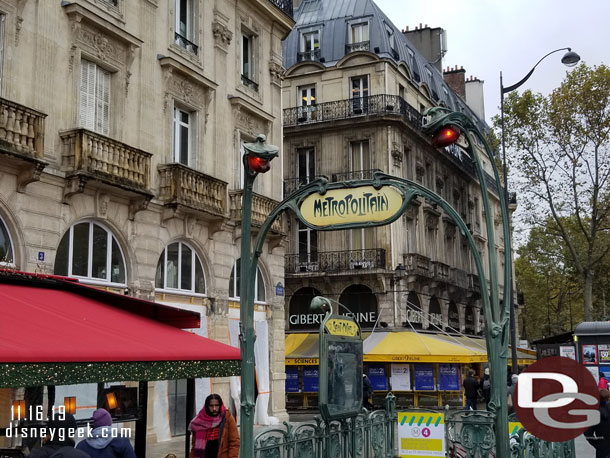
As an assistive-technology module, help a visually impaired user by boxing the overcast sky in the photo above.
[375,0,609,124]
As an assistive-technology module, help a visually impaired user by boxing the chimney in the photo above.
[443,65,466,99]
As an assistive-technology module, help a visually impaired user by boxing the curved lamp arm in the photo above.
[502,47,573,94]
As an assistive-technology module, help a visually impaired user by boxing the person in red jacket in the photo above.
[188,394,239,458]
[599,374,609,390]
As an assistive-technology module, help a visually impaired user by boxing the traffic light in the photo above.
[246,154,271,173]
[432,125,461,148]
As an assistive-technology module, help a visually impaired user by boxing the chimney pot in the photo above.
[419,23,423,29]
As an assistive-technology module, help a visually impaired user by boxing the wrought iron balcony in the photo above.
[283,176,326,197]
[230,190,283,233]
[268,0,293,18]
[403,253,431,277]
[175,33,198,55]
[285,248,386,274]
[297,49,321,62]
[284,94,421,129]
[345,41,370,53]
[241,74,259,92]
[332,169,378,182]
[60,128,152,193]
[158,163,227,217]
[0,97,47,190]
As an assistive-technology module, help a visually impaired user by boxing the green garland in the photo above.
[0,360,240,387]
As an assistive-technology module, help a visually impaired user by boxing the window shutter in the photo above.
[79,60,96,130]
[96,67,111,135]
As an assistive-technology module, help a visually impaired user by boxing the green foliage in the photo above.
[496,63,610,320]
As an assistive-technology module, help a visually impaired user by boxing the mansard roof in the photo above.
[282,0,488,131]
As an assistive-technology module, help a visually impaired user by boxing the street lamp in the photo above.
[238,134,278,458]
[499,47,580,376]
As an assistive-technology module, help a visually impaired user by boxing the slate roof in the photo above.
[282,0,488,131]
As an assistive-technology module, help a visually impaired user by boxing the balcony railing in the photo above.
[283,175,326,197]
[60,128,151,191]
[345,41,370,53]
[403,253,431,276]
[175,33,198,55]
[230,190,283,233]
[297,49,321,62]
[450,268,469,290]
[158,163,227,216]
[284,94,422,129]
[268,0,293,18]
[285,248,386,274]
[432,261,450,282]
[0,97,46,159]
[241,74,259,92]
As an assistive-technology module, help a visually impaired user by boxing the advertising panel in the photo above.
[303,367,319,392]
[391,364,411,391]
[368,365,388,390]
[438,364,460,390]
[398,412,444,457]
[414,364,434,391]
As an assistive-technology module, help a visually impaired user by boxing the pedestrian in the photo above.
[188,394,239,458]
[28,413,90,458]
[480,367,491,410]
[600,374,609,391]
[362,373,374,410]
[585,389,610,458]
[76,408,135,458]
[462,369,479,411]
[507,374,519,416]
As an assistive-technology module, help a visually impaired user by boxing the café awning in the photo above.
[285,331,535,365]
[0,271,240,387]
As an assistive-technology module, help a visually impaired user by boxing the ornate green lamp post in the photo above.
[238,134,279,458]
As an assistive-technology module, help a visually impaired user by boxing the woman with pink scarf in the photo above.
[188,394,239,458]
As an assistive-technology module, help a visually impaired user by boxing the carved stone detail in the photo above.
[15,16,23,47]
[234,105,269,138]
[79,28,124,63]
[391,142,402,167]
[268,60,284,86]
[212,20,233,50]
[96,192,110,218]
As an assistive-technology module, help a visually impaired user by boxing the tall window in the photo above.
[297,85,316,121]
[168,379,187,436]
[350,22,368,44]
[229,259,265,304]
[155,241,206,294]
[298,221,318,266]
[173,106,191,166]
[55,222,126,285]
[299,30,319,61]
[350,141,373,250]
[385,24,396,53]
[297,147,315,184]
[80,60,110,136]
[175,0,196,53]
[0,216,14,265]
[350,76,368,114]
[241,33,257,90]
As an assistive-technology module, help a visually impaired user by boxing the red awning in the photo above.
[0,275,240,364]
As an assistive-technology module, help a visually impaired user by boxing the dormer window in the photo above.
[298,30,320,62]
[385,24,398,58]
[346,21,369,53]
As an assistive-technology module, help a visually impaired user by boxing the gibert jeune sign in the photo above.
[300,185,403,228]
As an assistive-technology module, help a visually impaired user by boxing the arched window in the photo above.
[155,241,206,295]
[0,215,14,265]
[229,259,265,303]
[55,221,126,285]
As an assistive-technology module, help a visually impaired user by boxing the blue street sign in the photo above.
[38,252,45,261]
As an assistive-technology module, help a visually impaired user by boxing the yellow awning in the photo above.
[285,332,537,366]
[363,332,487,363]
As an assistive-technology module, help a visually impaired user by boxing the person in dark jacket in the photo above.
[480,367,491,410]
[462,369,479,411]
[362,374,374,410]
[76,409,135,458]
[585,389,610,458]
[188,394,239,458]
[28,413,90,458]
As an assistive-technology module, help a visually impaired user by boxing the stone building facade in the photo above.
[0,0,293,448]
[281,0,509,406]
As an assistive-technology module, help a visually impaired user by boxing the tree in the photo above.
[497,63,610,320]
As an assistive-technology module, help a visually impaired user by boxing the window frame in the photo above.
[174,0,198,54]
[0,214,15,267]
[55,221,127,287]
[241,31,258,90]
[349,21,369,44]
[79,59,111,136]
[155,241,207,296]
[228,259,266,304]
[172,104,193,166]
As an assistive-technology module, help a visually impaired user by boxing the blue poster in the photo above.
[303,367,319,392]
[286,366,299,393]
[439,364,460,390]
[414,364,435,391]
[368,365,388,390]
